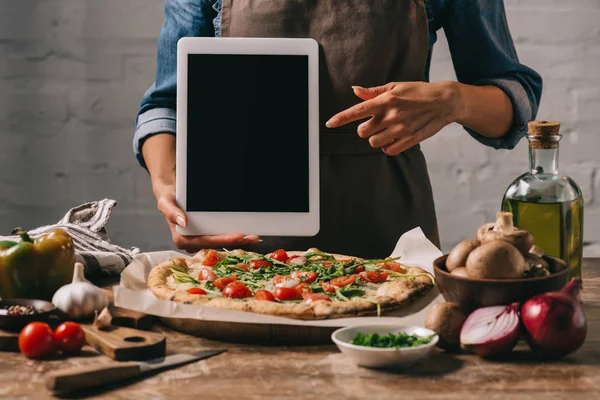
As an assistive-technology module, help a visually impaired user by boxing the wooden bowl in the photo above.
[0,299,56,331]
[433,255,569,312]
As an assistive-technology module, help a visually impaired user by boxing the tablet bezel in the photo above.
[176,37,320,237]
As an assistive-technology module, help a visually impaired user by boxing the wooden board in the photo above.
[81,324,166,361]
[160,317,336,345]
[100,288,155,330]
[109,306,155,331]
[0,329,18,352]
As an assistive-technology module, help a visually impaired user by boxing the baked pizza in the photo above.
[148,248,435,320]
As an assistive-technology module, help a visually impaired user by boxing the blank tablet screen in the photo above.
[186,54,310,213]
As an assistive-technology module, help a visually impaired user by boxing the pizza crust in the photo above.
[147,249,434,320]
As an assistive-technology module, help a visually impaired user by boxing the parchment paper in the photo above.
[114,227,444,328]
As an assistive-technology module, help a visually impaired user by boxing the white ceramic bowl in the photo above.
[331,325,439,369]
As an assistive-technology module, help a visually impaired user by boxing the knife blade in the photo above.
[45,349,226,394]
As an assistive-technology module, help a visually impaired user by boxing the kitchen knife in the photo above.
[45,349,226,394]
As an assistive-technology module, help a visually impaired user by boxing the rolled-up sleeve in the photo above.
[134,0,216,169]
[442,0,543,149]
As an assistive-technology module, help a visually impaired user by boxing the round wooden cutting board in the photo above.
[158,288,439,345]
[160,317,337,345]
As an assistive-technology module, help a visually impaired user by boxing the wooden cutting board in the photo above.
[100,288,156,331]
[81,324,166,361]
[0,288,155,353]
[0,329,19,352]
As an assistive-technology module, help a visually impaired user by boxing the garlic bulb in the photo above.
[52,262,109,319]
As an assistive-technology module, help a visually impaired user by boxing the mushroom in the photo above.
[524,253,550,278]
[476,212,534,256]
[450,267,469,278]
[529,245,545,258]
[446,240,480,272]
[466,240,526,279]
[425,302,468,350]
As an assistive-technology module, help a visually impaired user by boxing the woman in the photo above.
[134,0,542,257]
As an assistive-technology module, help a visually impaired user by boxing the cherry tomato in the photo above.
[274,287,303,301]
[359,271,388,283]
[213,276,238,290]
[287,255,300,264]
[323,262,333,267]
[255,290,276,301]
[235,263,250,271]
[319,281,335,293]
[198,268,217,281]
[295,282,312,297]
[303,293,332,304]
[18,322,56,359]
[291,271,318,283]
[187,287,207,295]
[330,275,356,287]
[271,249,289,263]
[222,282,252,299]
[272,275,295,286]
[354,266,365,273]
[202,250,221,267]
[381,262,405,273]
[54,322,86,355]
[249,260,273,270]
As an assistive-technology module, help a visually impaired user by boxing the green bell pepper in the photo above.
[0,228,75,300]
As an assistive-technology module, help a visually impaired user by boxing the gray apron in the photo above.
[222,0,440,258]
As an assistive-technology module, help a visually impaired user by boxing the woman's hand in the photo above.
[154,182,261,253]
[326,81,461,155]
[142,134,260,253]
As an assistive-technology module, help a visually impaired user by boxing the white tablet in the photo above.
[176,37,320,237]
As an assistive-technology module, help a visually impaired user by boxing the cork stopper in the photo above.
[528,120,561,137]
[527,120,561,149]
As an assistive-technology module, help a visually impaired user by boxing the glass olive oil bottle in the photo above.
[501,121,584,279]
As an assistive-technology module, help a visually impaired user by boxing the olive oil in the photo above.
[501,121,584,279]
[502,198,583,279]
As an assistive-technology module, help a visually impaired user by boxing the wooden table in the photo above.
[2,260,599,400]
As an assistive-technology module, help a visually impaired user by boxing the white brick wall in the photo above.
[0,0,598,256]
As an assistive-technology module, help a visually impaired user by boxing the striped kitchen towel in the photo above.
[0,199,140,278]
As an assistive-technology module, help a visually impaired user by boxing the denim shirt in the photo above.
[134,0,543,169]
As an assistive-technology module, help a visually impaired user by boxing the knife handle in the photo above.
[45,362,142,393]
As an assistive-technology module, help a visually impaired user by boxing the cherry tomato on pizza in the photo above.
[202,250,221,267]
[255,290,275,301]
[222,282,252,299]
[235,263,250,271]
[381,262,405,273]
[330,275,356,287]
[359,271,388,283]
[270,249,289,263]
[272,274,297,286]
[274,287,303,301]
[187,287,207,295]
[319,281,335,293]
[213,276,238,290]
[54,322,86,355]
[291,270,318,283]
[354,266,365,273]
[249,260,273,270]
[303,293,332,304]
[295,282,312,297]
[198,268,217,281]
[286,255,300,264]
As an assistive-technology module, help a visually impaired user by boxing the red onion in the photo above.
[521,278,587,359]
[460,303,520,357]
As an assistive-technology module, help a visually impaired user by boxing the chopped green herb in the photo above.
[351,332,434,349]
